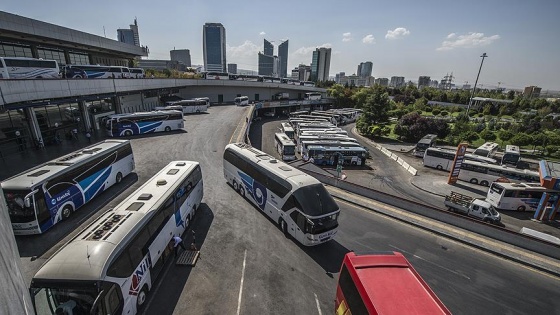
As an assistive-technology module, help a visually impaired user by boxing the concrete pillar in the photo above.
[24,107,42,143]
[111,96,122,114]
[534,192,551,221]
[78,101,91,132]
[0,188,35,315]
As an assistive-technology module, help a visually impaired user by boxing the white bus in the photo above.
[29,161,203,314]
[62,65,129,79]
[304,92,322,100]
[280,122,295,139]
[129,68,145,78]
[423,147,498,171]
[501,144,521,167]
[1,140,134,234]
[307,145,368,166]
[203,71,230,80]
[170,99,210,114]
[296,132,351,148]
[105,110,184,137]
[289,110,309,117]
[486,182,557,212]
[274,133,296,161]
[458,160,540,187]
[223,143,339,246]
[235,96,250,106]
[413,134,437,157]
[473,142,499,158]
[301,140,363,156]
[0,57,59,79]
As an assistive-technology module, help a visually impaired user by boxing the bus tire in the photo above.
[165,126,171,132]
[137,285,148,309]
[469,178,478,185]
[196,110,201,113]
[480,180,489,187]
[116,172,123,184]
[517,205,526,212]
[279,219,287,236]
[232,180,239,191]
[239,185,245,198]
[351,161,357,166]
[436,165,443,170]
[185,216,190,228]
[124,130,132,136]
[61,205,73,220]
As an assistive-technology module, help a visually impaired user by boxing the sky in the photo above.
[3,0,560,91]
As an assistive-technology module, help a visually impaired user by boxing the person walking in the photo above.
[173,235,187,257]
[85,131,91,143]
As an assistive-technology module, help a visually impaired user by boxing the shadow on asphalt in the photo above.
[451,182,488,195]
[300,240,350,275]
[140,202,214,315]
[16,173,138,258]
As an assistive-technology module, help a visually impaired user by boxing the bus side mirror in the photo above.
[24,198,31,208]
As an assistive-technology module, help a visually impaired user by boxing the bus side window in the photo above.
[338,265,368,314]
[504,190,516,197]
[34,192,51,225]
[104,283,123,314]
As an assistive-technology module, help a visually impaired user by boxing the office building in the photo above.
[170,49,191,67]
[278,40,289,78]
[357,61,373,78]
[311,47,331,82]
[264,39,274,57]
[117,18,140,46]
[390,76,405,88]
[228,63,237,74]
[203,23,227,72]
[137,59,179,71]
[335,72,345,83]
[418,76,431,89]
[258,52,278,76]
[374,78,389,86]
[524,86,542,99]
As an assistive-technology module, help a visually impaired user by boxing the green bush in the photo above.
[432,109,441,116]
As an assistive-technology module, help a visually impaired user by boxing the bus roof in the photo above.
[275,133,295,146]
[32,161,199,282]
[505,144,520,153]
[108,110,182,119]
[476,142,499,150]
[491,182,551,190]
[343,251,451,314]
[418,134,437,144]
[1,140,130,189]
[307,145,366,152]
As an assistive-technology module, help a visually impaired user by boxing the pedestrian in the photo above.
[172,235,186,257]
[72,128,78,140]
[86,132,91,143]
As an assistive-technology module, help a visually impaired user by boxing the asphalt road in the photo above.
[15,108,560,315]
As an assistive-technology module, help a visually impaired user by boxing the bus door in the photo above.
[34,189,51,228]
[288,210,307,241]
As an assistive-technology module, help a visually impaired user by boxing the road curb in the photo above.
[409,179,448,198]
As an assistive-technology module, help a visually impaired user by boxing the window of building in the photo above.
[37,49,65,65]
[69,52,89,65]
[0,43,33,58]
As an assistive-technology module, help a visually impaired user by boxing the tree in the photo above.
[355,86,393,135]
[393,112,450,142]
[510,133,533,147]
[545,145,559,156]
[479,129,497,142]
[327,84,354,108]
[498,130,514,145]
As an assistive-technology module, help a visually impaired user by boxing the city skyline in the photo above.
[1,1,559,90]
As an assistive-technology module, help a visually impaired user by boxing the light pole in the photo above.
[466,53,488,117]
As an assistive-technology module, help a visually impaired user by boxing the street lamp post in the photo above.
[466,53,488,117]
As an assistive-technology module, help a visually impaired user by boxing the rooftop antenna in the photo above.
[103,26,106,38]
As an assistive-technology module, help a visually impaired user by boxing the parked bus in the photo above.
[262,76,282,83]
[335,251,451,315]
[0,57,59,79]
[170,99,210,114]
[29,160,203,314]
[234,96,250,106]
[105,110,184,137]
[232,74,262,82]
[223,143,339,245]
[289,110,309,117]
[501,144,521,167]
[423,147,498,171]
[281,78,300,85]
[307,145,367,166]
[301,81,315,87]
[274,133,296,161]
[486,182,557,212]
[301,140,363,156]
[195,97,211,106]
[203,71,230,80]
[473,142,499,158]
[304,92,322,100]
[1,140,134,234]
[413,134,437,157]
[296,132,351,147]
[458,160,540,187]
[280,122,295,139]
[62,65,129,79]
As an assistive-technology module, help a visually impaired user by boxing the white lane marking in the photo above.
[389,244,471,280]
[314,293,323,315]
[237,249,248,315]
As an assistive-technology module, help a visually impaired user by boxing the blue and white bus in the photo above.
[62,65,129,79]
[0,57,60,79]
[165,99,210,114]
[307,145,368,166]
[30,161,203,314]
[1,140,134,234]
[223,143,340,246]
[105,110,184,137]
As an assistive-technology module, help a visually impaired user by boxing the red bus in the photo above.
[335,252,451,315]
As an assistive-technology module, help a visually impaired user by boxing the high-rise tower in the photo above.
[203,23,227,72]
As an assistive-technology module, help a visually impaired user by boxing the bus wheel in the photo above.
[232,181,238,191]
[196,110,201,113]
[436,165,443,170]
[165,126,171,132]
[239,185,245,198]
[480,180,489,187]
[279,219,287,235]
[517,206,526,212]
[185,216,190,228]
[137,285,148,309]
[124,130,132,136]
[469,178,478,185]
[61,205,73,220]
[116,172,123,184]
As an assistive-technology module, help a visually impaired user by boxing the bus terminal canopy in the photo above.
[539,160,560,190]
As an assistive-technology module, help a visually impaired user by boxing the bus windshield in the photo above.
[4,189,34,223]
[292,184,338,216]
[31,284,97,315]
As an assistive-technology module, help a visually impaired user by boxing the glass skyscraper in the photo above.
[310,47,331,81]
[203,23,226,72]
[278,40,289,78]
[264,39,274,57]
